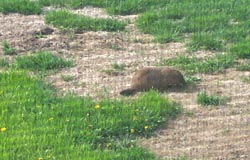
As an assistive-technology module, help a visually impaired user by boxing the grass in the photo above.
[0,70,181,159]
[1,0,165,15]
[230,41,250,59]
[137,0,250,51]
[2,41,16,55]
[61,74,74,82]
[16,51,73,72]
[160,53,236,74]
[0,59,9,68]
[45,10,126,32]
[102,63,126,76]
[241,76,250,83]
[38,0,166,15]
[184,75,202,85]
[197,91,228,106]
[2,0,249,159]
[236,62,250,71]
[111,63,125,71]
[0,0,42,15]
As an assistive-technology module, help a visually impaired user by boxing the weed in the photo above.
[197,91,229,106]
[241,76,250,83]
[236,64,250,71]
[16,51,73,71]
[2,41,16,55]
[184,75,202,85]
[61,74,74,82]
[102,63,126,76]
[0,59,9,68]
[45,10,126,32]
[35,32,45,39]
[112,63,125,71]
[110,43,124,51]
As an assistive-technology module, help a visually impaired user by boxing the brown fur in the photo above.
[120,67,186,96]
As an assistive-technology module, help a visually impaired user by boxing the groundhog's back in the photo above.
[131,67,185,91]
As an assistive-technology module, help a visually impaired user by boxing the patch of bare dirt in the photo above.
[0,7,249,160]
[141,69,250,159]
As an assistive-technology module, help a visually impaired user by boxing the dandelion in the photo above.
[88,125,93,129]
[130,128,135,133]
[132,116,137,121]
[95,104,100,109]
[106,143,111,148]
[144,126,149,130]
[47,155,52,158]
[38,158,43,160]
[1,127,6,132]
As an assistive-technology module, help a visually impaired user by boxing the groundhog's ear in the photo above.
[120,89,136,96]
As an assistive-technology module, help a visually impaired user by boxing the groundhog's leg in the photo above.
[120,88,137,96]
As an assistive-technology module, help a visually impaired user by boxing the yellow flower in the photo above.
[48,117,54,121]
[95,104,100,109]
[47,155,52,158]
[106,143,111,148]
[88,125,93,129]
[132,116,137,121]
[130,128,135,133]
[1,127,6,132]
[38,158,43,160]
[144,126,149,130]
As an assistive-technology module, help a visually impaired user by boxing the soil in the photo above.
[0,7,249,160]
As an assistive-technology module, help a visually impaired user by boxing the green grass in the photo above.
[184,75,202,85]
[0,0,42,15]
[236,63,250,71]
[102,63,126,76]
[188,32,223,51]
[0,70,181,159]
[160,53,236,74]
[16,51,73,71]
[38,0,166,15]
[230,41,250,59]
[45,10,126,32]
[2,41,16,55]
[241,76,250,83]
[197,91,228,106]
[137,0,250,51]
[112,63,125,71]
[61,74,74,82]
[0,59,9,68]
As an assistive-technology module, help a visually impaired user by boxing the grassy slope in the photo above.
[0,70,181,159]
[137,0,250,52]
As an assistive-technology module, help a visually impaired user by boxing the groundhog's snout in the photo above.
[120,67,185,96]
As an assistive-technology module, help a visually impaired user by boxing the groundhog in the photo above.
[120,67,186,96]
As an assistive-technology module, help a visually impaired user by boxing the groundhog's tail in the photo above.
[120,88,137,96]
